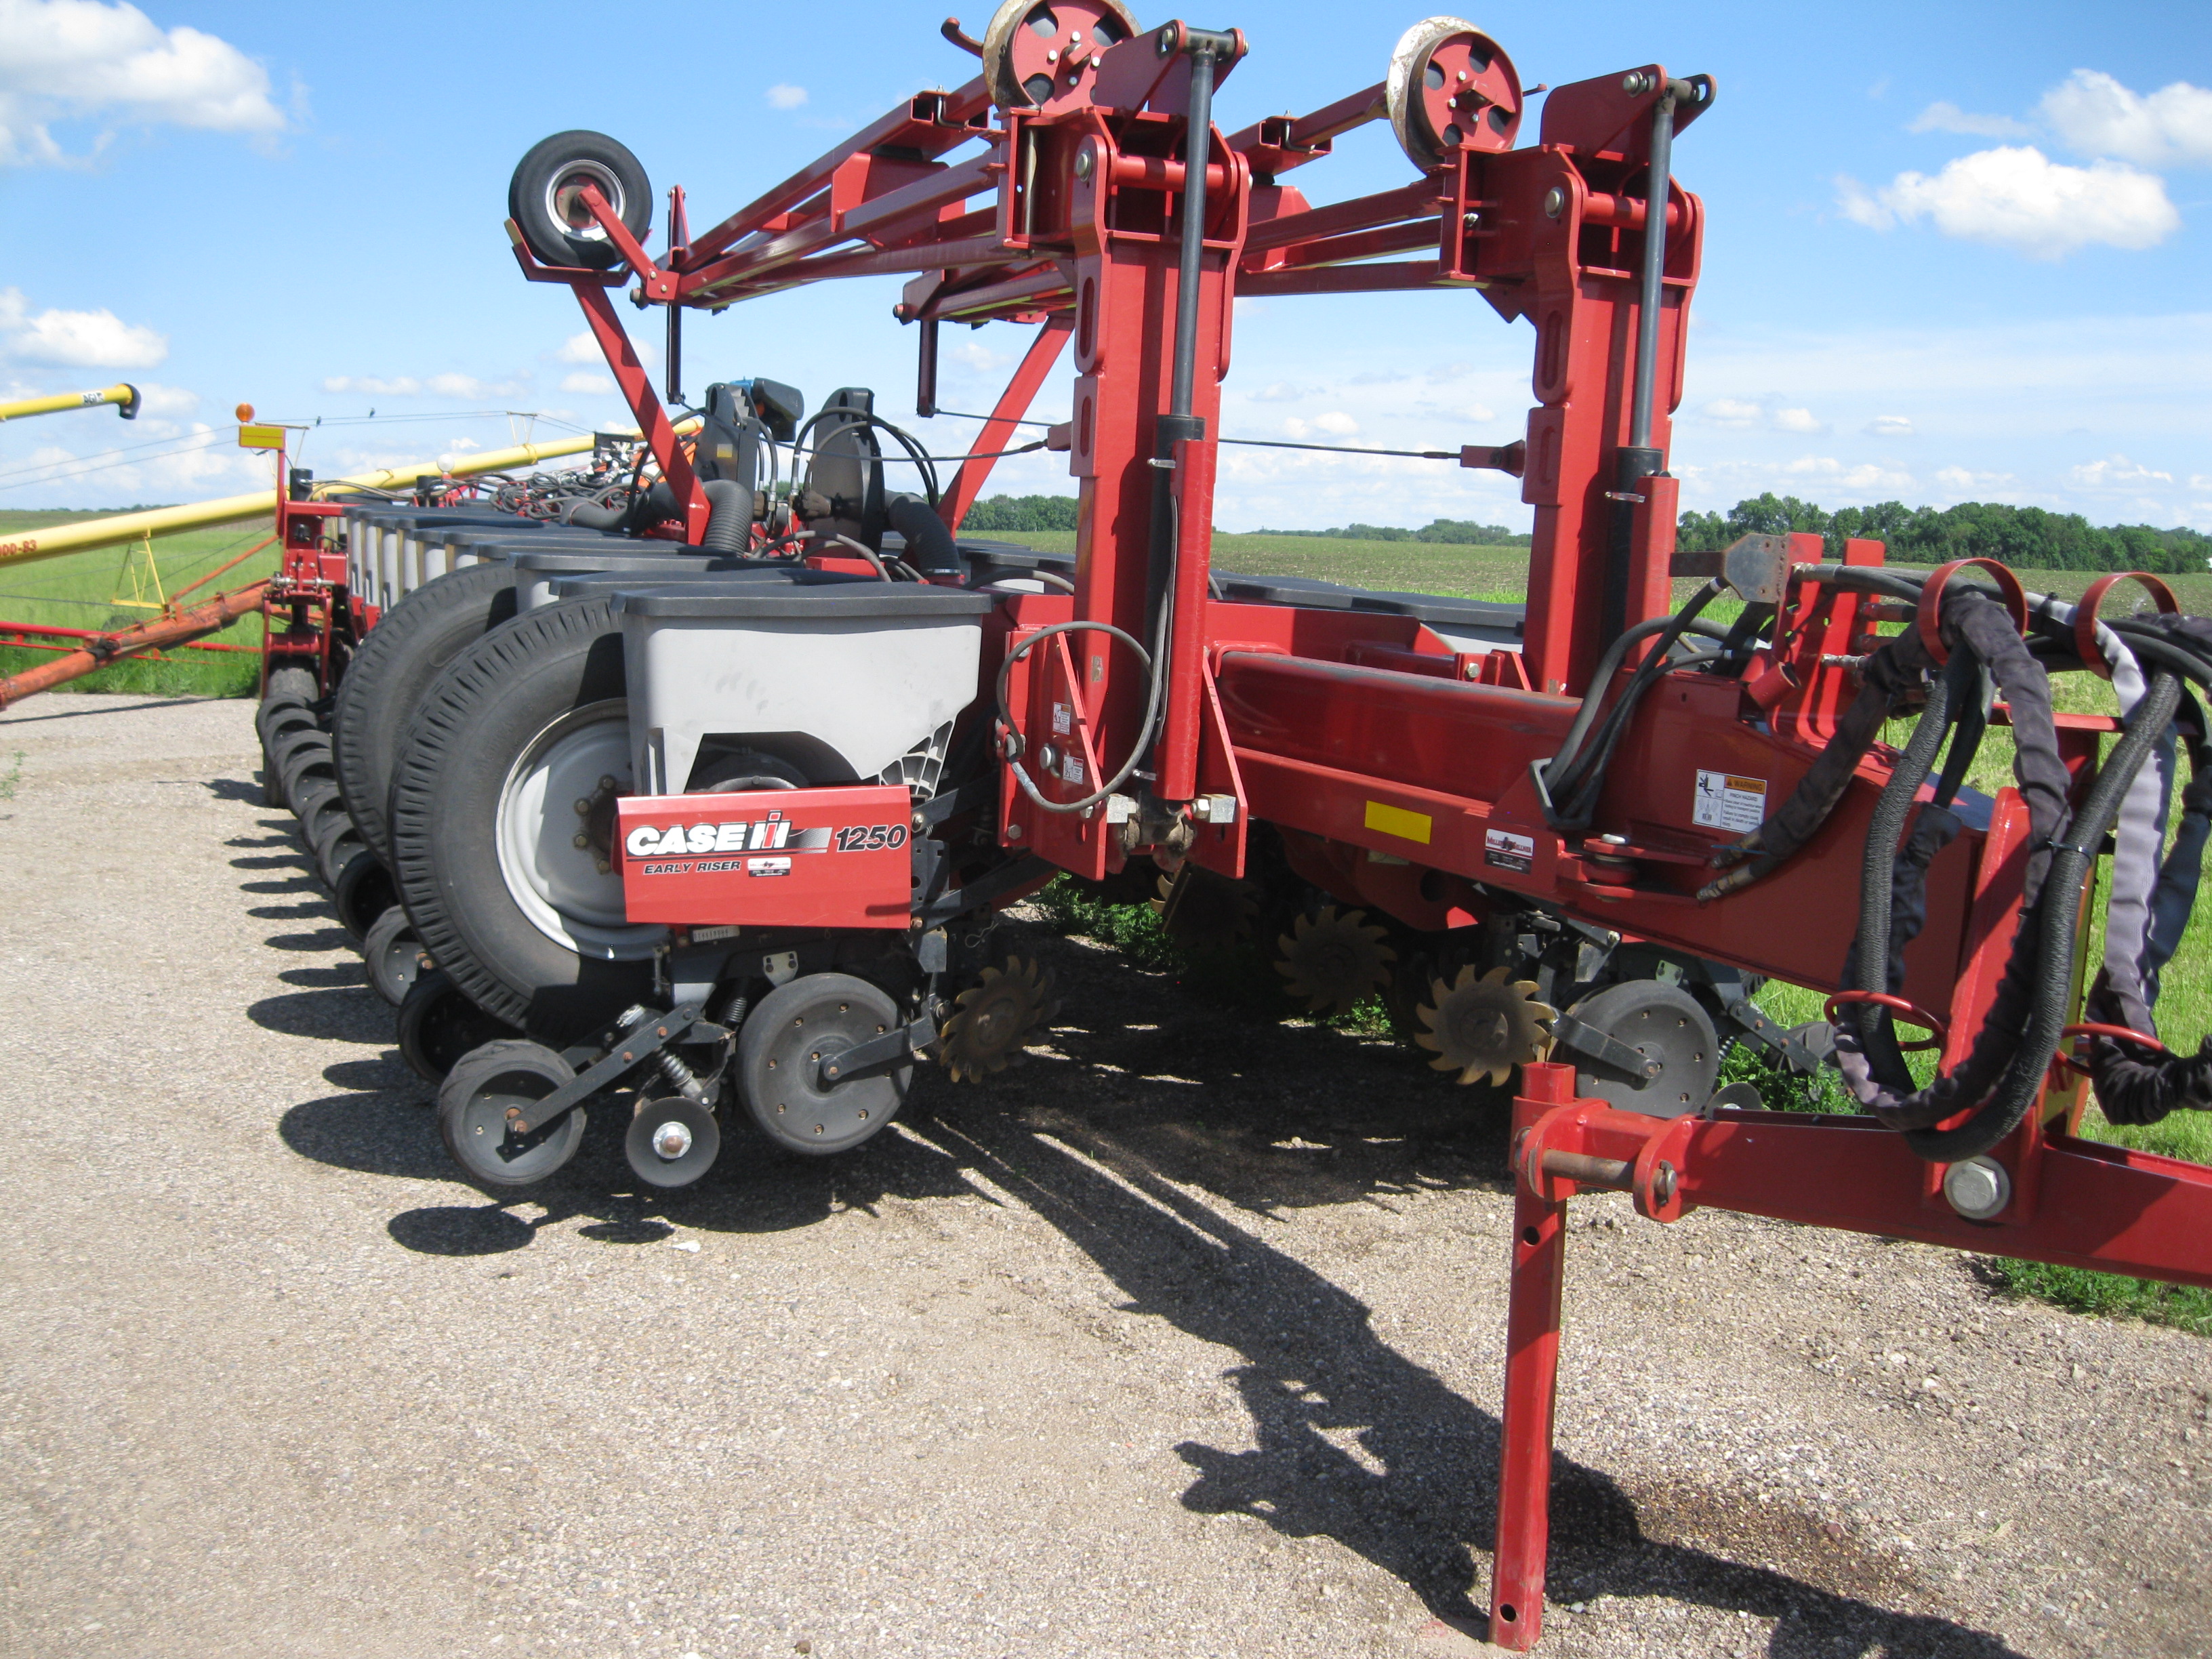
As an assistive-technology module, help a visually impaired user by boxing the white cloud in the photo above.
[2041,70,2212,169]
[766,83,807,110]
[1910,101,2032,140]
[559,371,613,395]
[1700,397,1822,433]
[1779,455,1918,493]
[1702,397,1764,429]
[556,331,602,364]
[1771,407,1824,434]
[0,285,166,366]
[322,374,419,396]
[134,380,197,415]
[1838,146,2177,258]
[1865,415,1915,438]
[1281,411,1359,440]
[1251,382,1305,403]
[1933,466,2016,491]
[2070,453,2173,489]
[949,340,1010,372]
[0,0,285,167]
[2192,474,2212,491]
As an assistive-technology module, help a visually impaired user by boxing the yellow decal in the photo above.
[1364,800,1433,844]
[238,424,286,451]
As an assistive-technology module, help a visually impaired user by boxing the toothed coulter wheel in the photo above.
[939,956,1061,1082]
[1275,905,1396,1017]
[1415,965,1557,1086]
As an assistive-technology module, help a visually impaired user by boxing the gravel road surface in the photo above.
[1,694,2207,1659]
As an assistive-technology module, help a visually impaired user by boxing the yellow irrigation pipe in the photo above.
[0,383,140,424]
[0,419,700,571]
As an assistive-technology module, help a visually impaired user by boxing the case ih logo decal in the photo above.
[615,785,916,930]
[623,809,839,863]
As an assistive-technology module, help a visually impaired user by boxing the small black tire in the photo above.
[508,130,652,272]
[332,850,397,945]
[316,823,368,890]
[289,776,342,840]
[387,596,655,1041]
[398,969,522,1084]
[263,663,319,712]
[331,561,518,867]
[362,905,426,1007]
[438,1038,585,1187]
[270,726,331,782]
[304,792,356,865]
[280,752,335,813]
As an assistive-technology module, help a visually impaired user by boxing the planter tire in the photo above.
[331,560,518,866]
[387,596,657,1042]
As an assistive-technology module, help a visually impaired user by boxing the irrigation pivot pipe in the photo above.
[0,383,140,424]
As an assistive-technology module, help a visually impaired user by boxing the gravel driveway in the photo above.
[1,693,2206,1659]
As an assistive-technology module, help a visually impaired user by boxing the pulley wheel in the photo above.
[626,1094,721,1189]
[398,969,521,1084]
[737,972,909,1155]
[1385,16,1523,168]
[1563,978,1719,1117]
[438,1038,586,1187]
[362,905,426,1008]
[981,0,1139,112]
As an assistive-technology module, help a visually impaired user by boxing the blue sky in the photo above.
[1,0,2207,533]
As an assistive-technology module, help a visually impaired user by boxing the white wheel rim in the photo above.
[547,159,624,245]
[496,699,664,962]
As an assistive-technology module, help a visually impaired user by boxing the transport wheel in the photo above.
[331,848,396,944]
[508,131,653,270]
[1563,979,1720,1117]
[398,968,522,1084]
[362,905,425,1007]
[331,561,518,866]
[387,596,658,1041]
[1413,964,1557,1086]
[938,957,1059,1082]
[980,0,1137,112]
[438,1039,586,1187]
[626,1094,721,1189]
[1275,905,1396,1017]
[1385,16,1523,168]
[737,973,909,1155]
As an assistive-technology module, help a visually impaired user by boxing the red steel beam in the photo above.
[938,314,1074,533]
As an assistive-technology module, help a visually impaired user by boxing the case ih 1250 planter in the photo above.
[255,6,2212,1646]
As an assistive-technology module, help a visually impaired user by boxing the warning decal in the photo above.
[1693,769,1768,834]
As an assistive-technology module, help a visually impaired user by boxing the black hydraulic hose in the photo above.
[1544,581,1726,823]
[1541,581,1723,808]
[1553,645,1727,827]
[1904,670,2184,1162]
[1931,665,1990,810]
[993,618,1162,815]
[792,409,941,506]
[1845,653,1971,1092]
[1795,564,1929,605]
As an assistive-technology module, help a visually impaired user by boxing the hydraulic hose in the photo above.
[1540,580,1724,819]
[700,479,751,554]
[1903,670,2182,1161]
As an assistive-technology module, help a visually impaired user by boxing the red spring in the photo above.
[1823,990,1947,1052]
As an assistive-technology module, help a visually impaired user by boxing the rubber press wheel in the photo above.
[438,1038,585,1187]
[331,560,518,865]
[508,131,652,270]
[397,969,522,1083]
[386,596,658,1042]
[737,972,911,1155]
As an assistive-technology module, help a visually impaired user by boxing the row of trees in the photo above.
[1676,493,2212,575]
[963,490,2209,575]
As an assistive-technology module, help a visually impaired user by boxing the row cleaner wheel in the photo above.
[1275,905,1395,1017]
[939,956,1060,1082]
[1415,965,1557,1086]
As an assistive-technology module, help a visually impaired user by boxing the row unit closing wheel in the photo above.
[737,974,912,1155]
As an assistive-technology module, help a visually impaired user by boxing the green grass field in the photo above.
[0,509,276,696]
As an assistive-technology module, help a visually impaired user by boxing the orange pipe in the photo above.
[0,580,270,707]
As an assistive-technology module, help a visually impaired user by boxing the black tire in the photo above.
[362,905,425,1007]
[315,823,367,890]
[397,969,522,1084]
[289,776,342,841]
[508,130,652,271]
[270,726,331,784]
[438,1039,586,1187]
[332,561,518,866]
[388,597,655,1041]
[332,851,397,945]
[304,792,356,865]
[262,663,319,713]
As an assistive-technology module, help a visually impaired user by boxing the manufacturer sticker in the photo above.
[1484,827,1535,873]
[1052,701,1073,736]
[748,857,792,878]
[1693,769,1768,833]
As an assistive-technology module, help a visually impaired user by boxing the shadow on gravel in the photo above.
[268,912,2024,1656]
[202,777,264,804]
[0,695,203,723]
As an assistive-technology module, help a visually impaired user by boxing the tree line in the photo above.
[1676,493,2211,575]
[960,495,1530,546]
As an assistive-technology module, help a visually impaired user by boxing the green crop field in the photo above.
[0,509,276,697]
